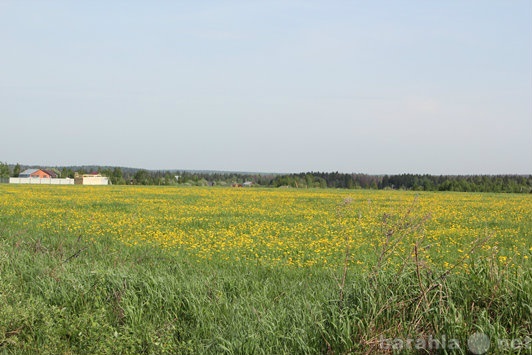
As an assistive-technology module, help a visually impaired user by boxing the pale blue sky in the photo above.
[1,1,531,174]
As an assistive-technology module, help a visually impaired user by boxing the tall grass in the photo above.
[0,195,530,354]
[322,200,531,354]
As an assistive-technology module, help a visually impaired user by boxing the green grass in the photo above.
[0,187,531,354]
[1,228,530,354]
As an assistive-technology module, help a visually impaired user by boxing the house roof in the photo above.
[19,168,56,177]
[20,169,39,175]
[41,169,58,178]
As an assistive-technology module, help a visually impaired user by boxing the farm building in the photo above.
[74,173,109,185]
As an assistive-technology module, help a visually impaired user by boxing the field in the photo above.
[0,185,531,354]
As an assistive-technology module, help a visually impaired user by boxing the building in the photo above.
[74,173,109,185]
[41,169,59,178]
[18,169,53,178]
[10,168,72,184]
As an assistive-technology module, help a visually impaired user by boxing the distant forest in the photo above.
[1,162,531,193]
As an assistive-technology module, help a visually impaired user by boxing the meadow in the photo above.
[0,185,530,354]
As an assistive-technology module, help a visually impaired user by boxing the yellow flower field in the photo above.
[1,185,530,269]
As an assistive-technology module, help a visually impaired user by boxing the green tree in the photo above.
[133,170,151,185]
[0,162,10,178]
[13,163,21,177]
[61,168,75,178]
[111,168,125,185]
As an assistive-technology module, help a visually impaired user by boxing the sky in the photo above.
[1,1,531,174]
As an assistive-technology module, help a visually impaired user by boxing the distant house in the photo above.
[242,181,253,187]
[18,169,53,179]
[11,168,72,185]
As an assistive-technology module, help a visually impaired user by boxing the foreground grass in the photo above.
[0,186,531,353]
[1,224,530,354]
[2,230,327,354]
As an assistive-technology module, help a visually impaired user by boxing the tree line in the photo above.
[270,172,532,193]
[1,162,530,193]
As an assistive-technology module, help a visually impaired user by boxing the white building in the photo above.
[74,174,109,185]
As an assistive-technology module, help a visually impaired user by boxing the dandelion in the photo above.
[0,185,530,270]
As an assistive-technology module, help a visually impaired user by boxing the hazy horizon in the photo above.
[2,1,531,175]
[6,162,532,177]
